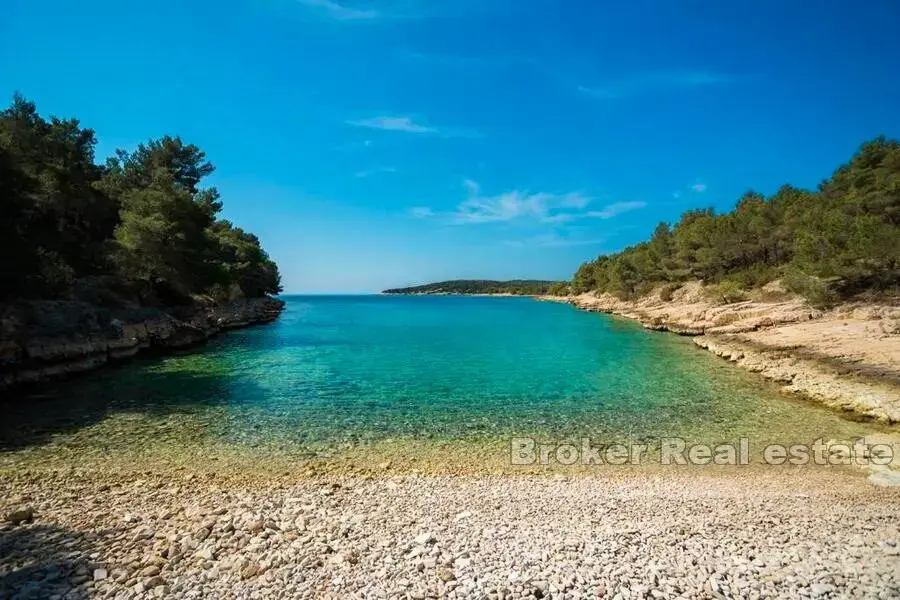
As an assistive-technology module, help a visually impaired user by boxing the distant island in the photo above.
[382,279,563,296]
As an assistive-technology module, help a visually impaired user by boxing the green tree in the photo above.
[0,95,282,302]
[0,94,118,297]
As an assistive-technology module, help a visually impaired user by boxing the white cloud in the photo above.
[453,183,590,225]
[691,182,708,193]
[355,166,397,178]
[586,201,647,219]
[409,181,649,226]
[346,116,482,138]
[347,116,437,134]
[409,180,593,225]
[454,190,545,224]
[298,0,380,20]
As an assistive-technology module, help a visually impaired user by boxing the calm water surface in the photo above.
[0,296,885,466]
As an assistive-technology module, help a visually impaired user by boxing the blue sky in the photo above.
[3,0,900,293]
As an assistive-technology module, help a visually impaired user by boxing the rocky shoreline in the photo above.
[0,297,285,390]
[547,283,900,423]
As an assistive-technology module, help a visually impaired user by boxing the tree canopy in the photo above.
[567,137,900,306]
[0,95,281,304]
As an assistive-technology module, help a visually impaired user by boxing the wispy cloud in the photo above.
[691,182,708,193]
[409,182,647,249]
[411,181,648,225]
[578,70,735,99]
[453,183,590,225]
[347,116,437,134]
[411,180,645,226]
[586,201,647,219]
[298,0,379,20]
[355,166,398,178]
[346,115,482,138]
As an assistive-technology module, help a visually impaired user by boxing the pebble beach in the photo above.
[2,465,900,600]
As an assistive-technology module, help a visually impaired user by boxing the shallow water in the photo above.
[0,296,887,469]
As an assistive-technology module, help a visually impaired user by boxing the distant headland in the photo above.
[382,279,563,296]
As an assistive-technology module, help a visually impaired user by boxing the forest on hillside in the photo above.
[383,280,560,295]
[0,95,281,306]
[564,137,900,306]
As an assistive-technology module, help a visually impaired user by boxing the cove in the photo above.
[0,296,886,468]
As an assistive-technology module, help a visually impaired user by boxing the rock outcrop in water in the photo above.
[0,297,284,389]
[546,282,900,423]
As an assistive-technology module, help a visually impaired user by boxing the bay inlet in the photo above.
[1,295,890,474]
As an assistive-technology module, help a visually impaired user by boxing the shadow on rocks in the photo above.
[0,522,99,600]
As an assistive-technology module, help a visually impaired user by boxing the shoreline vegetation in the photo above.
[562,137,900,307]
[0,95,284,388]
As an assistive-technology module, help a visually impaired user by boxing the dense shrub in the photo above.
[706,280,748,305]
[782,270,839,309]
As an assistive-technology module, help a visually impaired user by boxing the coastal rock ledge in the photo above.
[0,297,284,389]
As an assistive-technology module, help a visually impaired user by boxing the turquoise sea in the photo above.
[0,295,884,468]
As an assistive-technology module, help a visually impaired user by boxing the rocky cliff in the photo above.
[0,297,284,389]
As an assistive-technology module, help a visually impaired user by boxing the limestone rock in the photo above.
[4,506,34,525]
